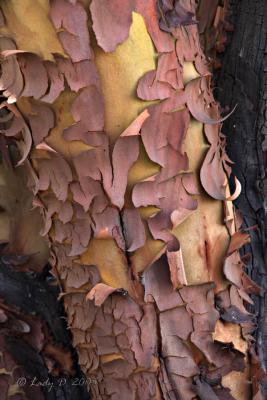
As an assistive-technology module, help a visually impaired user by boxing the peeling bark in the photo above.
[0,262,90,400]
[215,0,267,396]
[0,1,262,399]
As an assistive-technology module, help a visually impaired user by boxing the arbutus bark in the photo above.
[0,1,264,399]
[209,0,267,397]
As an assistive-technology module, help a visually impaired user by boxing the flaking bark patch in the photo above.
[0,0,261,399]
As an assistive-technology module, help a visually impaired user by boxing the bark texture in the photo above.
[0,151,90,399]
[215,0,267,395]
[0,262,90,400]
[0,1,262,399]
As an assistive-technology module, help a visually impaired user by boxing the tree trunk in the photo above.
[215,0,267,396]
[0,1,263,399]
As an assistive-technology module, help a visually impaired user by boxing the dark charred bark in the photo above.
[215,0,267,394]
[0,261,90,400]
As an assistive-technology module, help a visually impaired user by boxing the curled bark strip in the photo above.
[120,109,150,137]
[186,77,237,124]
[200,143,241,201]
[226,176,242,201]
[1,49,28,57]
[200,145,228,200]
[227,232,251,256]
[167,247,188,288]
[86,283,119,306]
[0,102,32,166]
